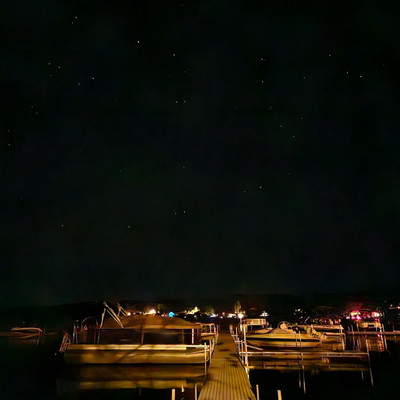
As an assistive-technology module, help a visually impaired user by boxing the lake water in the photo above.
[1,335,399,399]
[250,339,400,399]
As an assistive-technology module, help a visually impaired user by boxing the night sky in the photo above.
[2,1,400,306]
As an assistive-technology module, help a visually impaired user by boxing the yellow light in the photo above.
[238,313,244,319]
[127,312,131,316]
[148,309,156,315]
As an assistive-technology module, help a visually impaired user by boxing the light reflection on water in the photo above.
[0,339,205,399]
[1,337,400,399]
[57,365,205,399]
[249,340,400,400]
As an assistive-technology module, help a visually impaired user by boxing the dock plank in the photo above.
[199,333,256,400]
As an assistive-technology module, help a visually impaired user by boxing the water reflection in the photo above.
[249,341,400,400]
[57,365,205,397]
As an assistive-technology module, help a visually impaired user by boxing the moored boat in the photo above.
[0,327,44,346]
[246,321,323,349]
[60,304,212,365]
[298,323,345,341]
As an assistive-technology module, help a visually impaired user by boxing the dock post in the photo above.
[301,353,306,394]
[382,324,388,351]
[243,324,248,367]
[245,339,249,369]
[368,352,374,387]
[171,388,175,400]
[204,343,207,374]
[256,384,260,400]
[298,369,301,388]
[277,389,282,400]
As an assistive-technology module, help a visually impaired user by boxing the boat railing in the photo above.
[71,327,211,346]
[59,330,72,352]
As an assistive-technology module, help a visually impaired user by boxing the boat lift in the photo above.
[231,325,375,394]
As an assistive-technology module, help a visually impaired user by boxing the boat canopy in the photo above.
[102,315,202,330]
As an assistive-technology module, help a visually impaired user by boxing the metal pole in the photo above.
[298,368,302,388]
[204,343,207,374]
[171,388,175,400]
[244,325,248,367]
[368,352,374,387]
[302,353,306,394]
[256,384,260,400]
[341,325,345,350]
[382,323,388,351]
[277,389,282,400]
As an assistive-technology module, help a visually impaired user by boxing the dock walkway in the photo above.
[199,333,256,400]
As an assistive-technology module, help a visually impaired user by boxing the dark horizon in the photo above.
[2,288,398,310]
[2,1,400,307]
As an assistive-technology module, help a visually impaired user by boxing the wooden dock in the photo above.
[199,333,256,400]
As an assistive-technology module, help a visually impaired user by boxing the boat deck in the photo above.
[199,333,256,400]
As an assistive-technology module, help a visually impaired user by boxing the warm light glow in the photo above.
[372,311,381,318]
[147,309,156,315]
[238,313,244,319]
[126,312,131,316]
